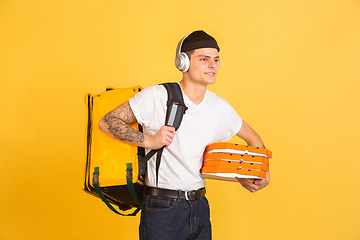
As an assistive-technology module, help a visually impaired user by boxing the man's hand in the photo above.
[236,171,270,193]
[145,126,176,149]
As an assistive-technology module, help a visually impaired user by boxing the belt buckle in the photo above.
[185,191,196,200]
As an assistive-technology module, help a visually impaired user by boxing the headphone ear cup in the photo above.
[180,52,190,72]
[175,56,182,71]
[176,52,190,72]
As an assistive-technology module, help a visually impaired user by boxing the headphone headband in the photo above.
[178,35,189,56]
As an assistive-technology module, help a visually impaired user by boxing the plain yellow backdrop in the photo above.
[1,0,360,239]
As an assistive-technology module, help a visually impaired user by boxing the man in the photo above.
[99,30,270,240]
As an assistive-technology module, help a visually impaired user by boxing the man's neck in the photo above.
[179,80,208,105]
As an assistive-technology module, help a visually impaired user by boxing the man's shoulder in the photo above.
[128,83,168,121]
[206,90,229,105]
[135,84,167,98]
[144,84,168,93]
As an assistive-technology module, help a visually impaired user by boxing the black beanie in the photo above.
[181,30,220,52]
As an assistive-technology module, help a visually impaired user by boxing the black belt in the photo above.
[145,186,206,200]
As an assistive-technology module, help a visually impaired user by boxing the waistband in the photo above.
[144,186,206,200]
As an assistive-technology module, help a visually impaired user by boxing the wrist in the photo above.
[142,134,153,149]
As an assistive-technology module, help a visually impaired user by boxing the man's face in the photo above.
[187,48,220,86]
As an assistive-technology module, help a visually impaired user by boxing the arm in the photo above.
[235,120,270,192]
[98,101,175,149]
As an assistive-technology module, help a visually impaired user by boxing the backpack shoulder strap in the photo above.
[141,82,187,187]
[161,82,187,130]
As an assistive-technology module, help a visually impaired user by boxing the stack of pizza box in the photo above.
[201,142,272,182]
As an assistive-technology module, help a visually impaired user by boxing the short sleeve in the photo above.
[128,85,167,129]
[128,87,154,127]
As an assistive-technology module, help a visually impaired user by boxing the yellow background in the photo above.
[1,0,359,239]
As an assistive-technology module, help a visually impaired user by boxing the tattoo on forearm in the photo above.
[104,102,145,144]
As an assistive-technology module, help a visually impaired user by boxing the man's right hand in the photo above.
[145,126,176,149]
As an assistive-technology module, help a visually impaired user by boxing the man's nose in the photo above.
[209,60,217,68]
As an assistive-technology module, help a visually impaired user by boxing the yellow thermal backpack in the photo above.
[83,83,187,216]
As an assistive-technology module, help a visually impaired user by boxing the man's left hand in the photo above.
[236,171,270,193]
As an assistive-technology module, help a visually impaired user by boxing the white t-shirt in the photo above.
[129,83,242,191]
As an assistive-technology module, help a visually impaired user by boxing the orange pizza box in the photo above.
[203,159,269,172]
[205,142,272,159]
[201,166,267,182]
[203,152,270,166]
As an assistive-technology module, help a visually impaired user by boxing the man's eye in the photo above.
[201,58,206,61]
